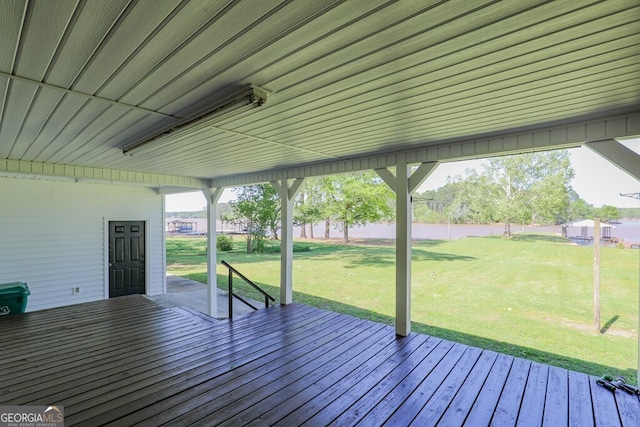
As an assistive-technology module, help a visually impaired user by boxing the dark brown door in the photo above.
[109,221,145,297]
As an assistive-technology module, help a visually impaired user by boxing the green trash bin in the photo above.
[0,282,30,315]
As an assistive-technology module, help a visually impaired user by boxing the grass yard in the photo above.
[166,233,639,384]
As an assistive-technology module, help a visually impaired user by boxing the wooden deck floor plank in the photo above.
[462,353,514,426]
[0,303,210,357]
[515,362,550,426]
[567,370,594,427]
[614,387,640,427]
[0,311,206,383]
[326,336,444,427]
[66,307,344,424]
[217,323,402,426]
[0,312,198,383]
[288,334,432,427]
[0,296,160,339]
[159,322,389,426]
[0,301,267,358]
[382,343,468,425]
[240,331,426,426]
[6,315,247,404]
[2,298,635,426]
[489,357,532,426]
[542,366,569,426]
[434,350,500,427]
[590,376,623,427]
[11,305,314,403]
[99,314,364,427]
[0,306,180,359]
[73,311,363,426]
[408,346,485,426]
[0,295,151,329]
[355,339,456,425]
[0,323,216,403]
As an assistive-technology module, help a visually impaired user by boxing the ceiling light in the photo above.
[122,84,269,155]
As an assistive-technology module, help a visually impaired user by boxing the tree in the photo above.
[464,151,574,237]
[231,184,280,253]
[598,205,620,223]
[413,182,461,223]
[566,190,595,222]
[294,178,326,239]
[324,172,394,243]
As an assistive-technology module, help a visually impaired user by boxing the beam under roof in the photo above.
[211,112,640,187]
[0,158,208,191]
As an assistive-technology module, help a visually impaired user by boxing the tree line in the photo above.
[176,150,635,253]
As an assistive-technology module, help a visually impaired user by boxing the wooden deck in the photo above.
[1,295,638,426]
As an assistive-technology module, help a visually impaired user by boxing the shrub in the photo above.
[216,234,234,251]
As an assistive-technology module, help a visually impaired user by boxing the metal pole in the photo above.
[228,270,233,319]
[620,192,639,382]
[593,218,601,332]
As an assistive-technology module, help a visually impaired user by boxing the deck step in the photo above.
[169,306,222,327]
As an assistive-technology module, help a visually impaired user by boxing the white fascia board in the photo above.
[0,159,209,190]
[211,112,640,187]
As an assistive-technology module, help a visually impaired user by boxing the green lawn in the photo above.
[166,234,639,383]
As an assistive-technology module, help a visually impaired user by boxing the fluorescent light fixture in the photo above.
[122,84,269,155]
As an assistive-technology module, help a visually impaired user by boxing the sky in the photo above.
[165,139,640,212]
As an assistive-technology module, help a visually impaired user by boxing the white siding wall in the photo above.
[0,178,165,311]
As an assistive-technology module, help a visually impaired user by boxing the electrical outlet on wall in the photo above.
[72,287,81,295]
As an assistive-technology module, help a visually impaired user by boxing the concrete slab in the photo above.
[147,274,264,318]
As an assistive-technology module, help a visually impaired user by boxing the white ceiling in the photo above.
[1,0,639,187]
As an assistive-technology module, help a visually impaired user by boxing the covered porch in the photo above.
[1,295,638,426]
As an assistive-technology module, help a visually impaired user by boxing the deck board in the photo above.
[281,334,430,427]
[490,357,532,425]
[436,350,500,426]
[411,346,484,426]
[516,362,549,426]
[568,370,595,427]
[326,336,443,426]
[0,295,635,426]
[463,352,514,426]
[543,366,569,426]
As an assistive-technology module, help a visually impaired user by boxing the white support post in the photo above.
[396,161,412,336]
[271,178,304,305]
[376,162,438,336]
[203,187,223,317]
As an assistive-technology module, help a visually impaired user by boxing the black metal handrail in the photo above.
[221,260,275,319]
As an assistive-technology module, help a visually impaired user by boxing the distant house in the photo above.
[166,219,196,235]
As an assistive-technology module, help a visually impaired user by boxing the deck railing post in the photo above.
[228,269,233,319]
[221,260,276,316]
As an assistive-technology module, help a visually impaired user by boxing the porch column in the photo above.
[396,161,412,336]
[203,187,223,317]
[376,161,438,336]
[271,178,304,304]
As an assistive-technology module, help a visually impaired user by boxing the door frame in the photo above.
[104,218,150,298]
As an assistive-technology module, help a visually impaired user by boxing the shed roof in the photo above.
[564,219,615,228]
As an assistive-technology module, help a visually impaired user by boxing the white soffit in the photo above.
[0,0,638,185]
